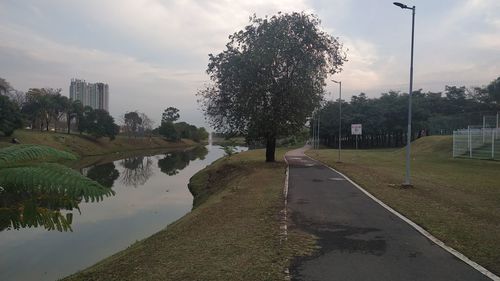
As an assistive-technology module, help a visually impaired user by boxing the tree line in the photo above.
[1,78,208,143]
[315,77,500,149]
[1,80,119,139]
[99,107,208,142]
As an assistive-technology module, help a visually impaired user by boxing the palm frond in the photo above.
[0,163,114,202]
[0,144,77,167]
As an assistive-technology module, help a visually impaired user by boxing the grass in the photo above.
[210,136,247,146]
[0,130,197,157]
[63,148,315,281]
[306,135,500,275]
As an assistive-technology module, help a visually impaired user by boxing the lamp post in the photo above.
[317,110,320,149]
[312,110,316,148]
[393,2,415,187]
[332,80,342,162]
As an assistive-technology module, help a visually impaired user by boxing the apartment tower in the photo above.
[69,79,109,111]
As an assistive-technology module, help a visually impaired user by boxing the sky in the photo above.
[1,0,499,127]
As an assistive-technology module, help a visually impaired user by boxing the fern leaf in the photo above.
[0,145,77,167]
[0,163,114,201]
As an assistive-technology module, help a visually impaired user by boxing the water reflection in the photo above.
[120,156,154,187]
[0,145,244,281]
[0,191,81,231]
[0,187,80,232]
[85,162,120,188]
[158,146,208,176]
[0,147,209,233]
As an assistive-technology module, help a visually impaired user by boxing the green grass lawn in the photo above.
[306,135,500,275]
[0,130,197,157]
[64,148,315,281]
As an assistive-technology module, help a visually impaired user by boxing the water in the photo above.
[0,145,246,281]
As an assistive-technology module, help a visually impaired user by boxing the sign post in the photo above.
[351,124,362,150]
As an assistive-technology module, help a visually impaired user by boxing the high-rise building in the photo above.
[69,78,109,111]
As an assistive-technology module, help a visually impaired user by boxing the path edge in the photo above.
[304,154,500,281]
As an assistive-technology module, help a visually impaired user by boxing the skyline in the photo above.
[1,0,499,127]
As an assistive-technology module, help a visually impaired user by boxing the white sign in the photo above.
[351,124,362,135]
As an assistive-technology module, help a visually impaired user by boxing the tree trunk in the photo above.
[265,136,276,162]
[67,113,71,134]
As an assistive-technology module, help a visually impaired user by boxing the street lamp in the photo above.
[393,2,415,187]
[332,80,342,162]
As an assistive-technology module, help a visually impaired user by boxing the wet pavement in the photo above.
[285,148,492,281]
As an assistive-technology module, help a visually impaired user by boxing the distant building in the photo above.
[69,79,109,111]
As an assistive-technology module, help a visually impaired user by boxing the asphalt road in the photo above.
[285,148,492,281]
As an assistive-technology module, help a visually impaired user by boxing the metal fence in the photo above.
[453,127,500,160]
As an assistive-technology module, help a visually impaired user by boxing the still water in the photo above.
[0,145,245,281]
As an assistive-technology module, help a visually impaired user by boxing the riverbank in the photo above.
[0,130,198,157]
[306,136,500,275]
[64,148,315,281]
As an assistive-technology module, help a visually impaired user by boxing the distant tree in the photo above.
[173,122,209,142]
[199,12,346,162]
[159,121,179,141]
[0,78,11,95]
[196,127,209,142]
[85,109,120,140]
[124,111,143,138]
[0,95,23,136]
[7,89,26,107]
[486,76,500,106]
[65,100,83,134]
[51,94,69,132]
[162,107,180,123]
[78,106,94,134]
[22,88,62,131]
[0,78,25,107]
[139,112,154,137]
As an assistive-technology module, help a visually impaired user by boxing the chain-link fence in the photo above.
[453,127,500,160]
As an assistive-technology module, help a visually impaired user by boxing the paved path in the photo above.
[285,147,493,281]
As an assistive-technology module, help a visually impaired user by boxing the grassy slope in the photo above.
[0,130,197,157]
[307,136,500,275]
[64,148,314,281]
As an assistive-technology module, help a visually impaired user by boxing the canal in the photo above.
[0,144,245,281]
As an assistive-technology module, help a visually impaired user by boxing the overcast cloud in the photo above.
[1,0,499,127]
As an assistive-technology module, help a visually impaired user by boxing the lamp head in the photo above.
[332,80,340,84]
[393,2,408,9]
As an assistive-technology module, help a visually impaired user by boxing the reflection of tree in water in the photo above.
[0,190,79,232]
[120,156,154,187]
[86,163,120,188]
[158,146,208,176]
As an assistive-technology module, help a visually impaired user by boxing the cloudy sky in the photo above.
[1,0,499,127]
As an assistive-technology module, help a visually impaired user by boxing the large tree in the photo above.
[65,100,84,134]
[22,88,62,131]
[0,78,11,95]
[199,12,346,161]
[486,76,500,106]
[79,107,119,140]
[0,95,23,136]
[162,107,180,123]
[123,111,143,138]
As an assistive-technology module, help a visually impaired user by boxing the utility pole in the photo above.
[332,80,342,162]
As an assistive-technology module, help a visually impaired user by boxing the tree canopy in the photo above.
[199,12,347,161]
[0,95,23,136]
[124,111,143,138]
[162,107,180,123]
[315,77,500,149]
